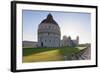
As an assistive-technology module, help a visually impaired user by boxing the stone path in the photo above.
[66,45,91,60]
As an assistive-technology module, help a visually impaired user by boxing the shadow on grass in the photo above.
[23,47,59,56]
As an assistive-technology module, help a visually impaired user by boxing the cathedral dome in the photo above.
[38,13,60,35]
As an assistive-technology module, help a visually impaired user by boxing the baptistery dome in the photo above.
[38,13,61,47]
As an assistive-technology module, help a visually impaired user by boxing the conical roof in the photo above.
[40,13,58,25]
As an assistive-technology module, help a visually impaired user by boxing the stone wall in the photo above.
[23,41,38,48]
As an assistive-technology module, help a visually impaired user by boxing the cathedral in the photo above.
[38,13,79,48]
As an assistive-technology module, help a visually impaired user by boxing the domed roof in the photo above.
[63,36,67,40]
[40,13,58,25]
[38,13,60,35]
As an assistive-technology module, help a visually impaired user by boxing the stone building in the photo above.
[38,13,79,48]
[23,41,37,48]
[61,36,79,47]
[38,13,61,47]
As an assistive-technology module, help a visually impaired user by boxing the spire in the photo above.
[40,13,58,25]
[76,36,79,40]
[76,36,79,44]
[47,13,53,20]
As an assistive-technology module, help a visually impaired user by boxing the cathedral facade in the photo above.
[38,13,79,48]
[61,36,79,47]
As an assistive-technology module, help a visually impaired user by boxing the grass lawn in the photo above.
[23,47,81,63]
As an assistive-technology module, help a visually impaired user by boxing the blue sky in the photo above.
[23,10,91,44]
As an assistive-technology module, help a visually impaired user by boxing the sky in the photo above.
[23,10,91,44]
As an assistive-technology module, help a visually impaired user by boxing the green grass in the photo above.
[59,47,80,56]
[23,49,64,62]
[23,47,80,63]
[23,47,59,56]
